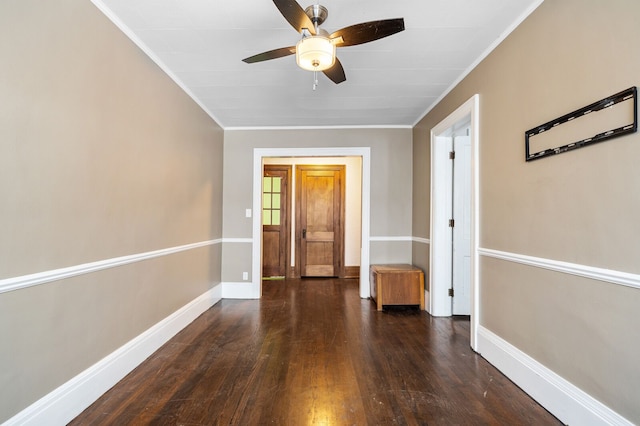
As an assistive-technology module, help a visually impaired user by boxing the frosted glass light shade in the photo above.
[296,36,335,71]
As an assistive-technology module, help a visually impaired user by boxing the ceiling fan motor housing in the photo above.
[305,4,328,27]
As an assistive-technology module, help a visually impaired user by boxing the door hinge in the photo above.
[448,288,454,297]
[449,151,455,160]
[449,219,455,227]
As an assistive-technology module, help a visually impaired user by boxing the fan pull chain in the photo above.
[313,71,318,90]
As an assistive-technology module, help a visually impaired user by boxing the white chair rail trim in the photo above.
[369,236,413,242]
[479,247,640,290]
[0,239,221,295]
[412,237,431,245]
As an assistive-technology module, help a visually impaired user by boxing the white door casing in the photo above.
[430,94,479,350]
[253,147,371,299]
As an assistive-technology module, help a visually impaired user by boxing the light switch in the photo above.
[245,209,252,218]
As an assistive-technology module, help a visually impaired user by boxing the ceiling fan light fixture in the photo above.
[296,35,335,71]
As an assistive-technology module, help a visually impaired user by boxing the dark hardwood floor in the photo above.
[70,278,561,425]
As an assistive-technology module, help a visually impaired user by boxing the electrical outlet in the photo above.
[242,272,248,280]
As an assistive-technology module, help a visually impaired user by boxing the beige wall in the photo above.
[411,123,431,279]
[0,0,223,422]
[413,0,640,421]
[223,128,413,283]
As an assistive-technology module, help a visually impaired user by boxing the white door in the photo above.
[452,135,471,315]
[430,136,453,316]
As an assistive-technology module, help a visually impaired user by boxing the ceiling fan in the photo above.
[242,0,405,84]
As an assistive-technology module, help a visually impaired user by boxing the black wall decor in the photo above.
[525,87,637,161]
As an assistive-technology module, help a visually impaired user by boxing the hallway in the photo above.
[71,279,560,425]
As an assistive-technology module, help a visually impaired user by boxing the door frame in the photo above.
[429,94,479,350]
[252,147,371,299]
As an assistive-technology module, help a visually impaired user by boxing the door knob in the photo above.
[302,229,306,239]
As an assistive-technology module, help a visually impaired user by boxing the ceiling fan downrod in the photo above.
[305,4,328,30]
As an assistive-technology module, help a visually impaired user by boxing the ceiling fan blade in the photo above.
[272,0,316,34]
[242,46,296,64]
[323,58,346,84]
[330,18,405,47]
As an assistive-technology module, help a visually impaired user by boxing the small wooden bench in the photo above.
[370,264,425,311]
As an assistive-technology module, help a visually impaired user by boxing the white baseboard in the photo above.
[222,281,259,299]
[477,326,633,426]
[4,284,222,426]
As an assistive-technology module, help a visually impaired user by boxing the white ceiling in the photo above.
[93,0,542,129]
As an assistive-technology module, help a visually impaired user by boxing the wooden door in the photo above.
[262,165,291,278]
[296,165,345,277]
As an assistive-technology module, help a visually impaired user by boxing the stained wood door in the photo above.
[296,165,345,277]
[262,165,291,278]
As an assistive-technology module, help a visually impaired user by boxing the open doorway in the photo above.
[430,95,479,350]
[252,148,372,299]
[261,160,358,280]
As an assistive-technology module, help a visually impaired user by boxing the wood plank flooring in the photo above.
[70,278,561,425]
